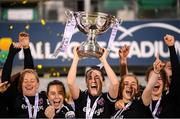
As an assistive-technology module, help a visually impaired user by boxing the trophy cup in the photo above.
[63,10,119,58]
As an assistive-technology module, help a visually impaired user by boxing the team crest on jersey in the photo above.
[97,97,105,106]
[38,98,43,105]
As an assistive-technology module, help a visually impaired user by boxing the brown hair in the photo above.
[118,74,139,100]
[18,69,39,94]
[47,80,66,97]
[47,80,67,104]
[145,66,167,91]
[85,66,105,81]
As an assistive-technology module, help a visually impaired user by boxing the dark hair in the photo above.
[47,80,67,103]
[118,74,139,100]
[85,66,105,81]
[145,66,167,91]
[19,69,39,94]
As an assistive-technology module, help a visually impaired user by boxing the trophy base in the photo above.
[77,40,103,58]
[78,50,103,58]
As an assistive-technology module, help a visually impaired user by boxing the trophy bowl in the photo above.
[73,11,116,58]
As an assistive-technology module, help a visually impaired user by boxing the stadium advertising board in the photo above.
[0,20,179,67]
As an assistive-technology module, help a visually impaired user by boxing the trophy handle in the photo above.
[118,19,123,25]
[111,18,123,28]
[65,9,74,19]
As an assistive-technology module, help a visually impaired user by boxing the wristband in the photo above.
[153,70,160,74]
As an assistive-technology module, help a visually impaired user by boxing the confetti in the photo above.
[63,67,67,72]
[56,72,60,77]
[22,0,28,4]
[9,25,13,30]
[37,64,43,69]
[41,19,46,26]
[25,24,30,30]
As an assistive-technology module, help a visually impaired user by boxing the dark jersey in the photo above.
[54,103,75,118]
[152,46,180,118]
[111,98,152,118]
[74,90,116,118]
[159,46,180,117]
[1,43,35,117]
[13,91,48,118]
[150,99,162,118]
[0,93,9,117]
[152,92,180,118]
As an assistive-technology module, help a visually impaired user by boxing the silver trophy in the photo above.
[66,10,119,58]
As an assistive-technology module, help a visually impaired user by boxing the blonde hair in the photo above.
[18,69,39,94]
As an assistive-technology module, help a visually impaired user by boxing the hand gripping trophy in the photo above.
[54,10,121,58]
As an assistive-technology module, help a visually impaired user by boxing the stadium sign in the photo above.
[0,20,179,67]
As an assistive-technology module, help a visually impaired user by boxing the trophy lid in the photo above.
[74,11,116,35]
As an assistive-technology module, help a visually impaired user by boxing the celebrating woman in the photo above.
[111,45,152,118]
[143,34,180,118]
[45,80,75,118]
[1,32,48,118]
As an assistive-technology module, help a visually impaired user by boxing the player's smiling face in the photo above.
[48,85,64,109]
[86,70,103,96]
[149,71,164,96]
[22,73,39,96]
[122,76,138,101]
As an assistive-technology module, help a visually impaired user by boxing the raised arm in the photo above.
[142,55,165,106]
[19,32,34,69]
[67,46,80,100]
[1,43,22,83]
[10,32,34,83]
[119,45,129,78]
[164,34,180,97]
[99,48,119,99]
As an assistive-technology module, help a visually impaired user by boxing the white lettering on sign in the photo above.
[18,40,180,60]
[18,22,180,61]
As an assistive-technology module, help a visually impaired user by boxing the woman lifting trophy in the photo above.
[54,10,121,58]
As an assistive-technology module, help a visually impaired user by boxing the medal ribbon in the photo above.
[56,104,64,113]
[86,95,101,119]
[24,93,39,118]
[150,98,161,119]
[113,101,132,118]
[107,19,119,51]
[97,20,119,68]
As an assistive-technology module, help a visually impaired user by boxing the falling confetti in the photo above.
[37,64,43,69]
[63,67,67,72]
[52,72,56,77]
[56,72,60,77]
[9,25,13,30]
[25,24,30,30]
[41,19,46,26]
[21,0,28,4]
